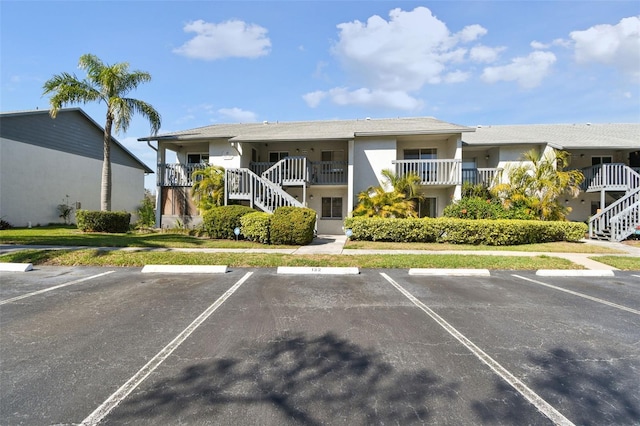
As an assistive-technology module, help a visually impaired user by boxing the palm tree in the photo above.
[491,149,584,220]
[352,169,422,218]
[191,165,225,212]
[43,54,161,211]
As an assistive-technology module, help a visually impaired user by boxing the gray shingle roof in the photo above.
[141,117,474,142]
[462,123,640,149]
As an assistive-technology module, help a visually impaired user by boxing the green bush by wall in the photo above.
[343,217,587,245]
[76,210,131,233]
[203,205,257,239]
[240,212,271,244]
[270,207,316,245]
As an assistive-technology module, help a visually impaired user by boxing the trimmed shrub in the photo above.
[240,212,271,244]
[343,217,587,245]
[270,207,316,245]
[76,210,131,233]
[203,205,256,239]
[443,197,537,220]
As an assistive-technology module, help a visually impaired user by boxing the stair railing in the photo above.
[610,203,640,242]
[226,168,303,213]
[589,186,640,240]
[262,156,308,186]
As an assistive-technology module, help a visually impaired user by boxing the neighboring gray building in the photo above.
[0,108,153,227]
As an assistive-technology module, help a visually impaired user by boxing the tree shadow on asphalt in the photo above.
[472,346,640,425]
[111,332,461,424]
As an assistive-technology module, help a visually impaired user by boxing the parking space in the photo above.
[1,268,638,425]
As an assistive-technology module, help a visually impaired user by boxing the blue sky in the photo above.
[2,1,639,191]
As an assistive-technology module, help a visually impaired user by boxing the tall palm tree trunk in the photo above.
[101,116,113,211]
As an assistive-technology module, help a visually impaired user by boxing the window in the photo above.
[404,149,437,181]
[591,156,612,166]
[417,197,437,218]
[269,151,289,162]
[321,150,344,161]
[404,148,436,160]
[321,197,342,219]
[187,153,208,164]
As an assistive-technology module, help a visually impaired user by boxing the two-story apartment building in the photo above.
[140,117,639,241]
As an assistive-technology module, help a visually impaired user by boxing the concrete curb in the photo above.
[141,265,229,274]
[0,262,33,272]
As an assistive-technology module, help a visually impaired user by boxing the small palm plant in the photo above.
[191,165,225,212]
[352,169,422,218]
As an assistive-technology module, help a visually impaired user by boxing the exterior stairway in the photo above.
[225,157,306,213]
[587,164,640,241]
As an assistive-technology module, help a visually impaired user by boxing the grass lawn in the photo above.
[0,249,579,270]
[590,256,640,271]
[344,240,623,254]
[0,225,294,249]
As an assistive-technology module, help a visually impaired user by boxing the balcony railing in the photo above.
[581,163,640,192]
[310,161,348,185]
[158,163,208,187]
[462,168,500,186]
[393,159,461,185]
[250,159,348,185]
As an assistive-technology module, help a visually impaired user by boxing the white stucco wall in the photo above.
[0,139,146,227]
[352,137,396,200]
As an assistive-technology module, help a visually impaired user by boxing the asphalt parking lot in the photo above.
[1,267,639,425]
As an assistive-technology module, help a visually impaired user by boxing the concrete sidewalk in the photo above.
[293,235,640,271]
[1,237,638,271]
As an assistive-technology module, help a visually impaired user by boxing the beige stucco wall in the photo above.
[0,139,145,227]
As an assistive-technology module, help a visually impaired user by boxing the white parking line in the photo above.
[380,273,575,426]
[80,271,254,426]
[632,275,640,279]
[512,274,640,316]
[0,271,115,306]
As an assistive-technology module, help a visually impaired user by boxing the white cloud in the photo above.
[530,40,548,50]
[481,51,557,89]
[443,70,470,84]
[331,6,490,92]
[469,45,506,63]
[302,90,328,108]
[218,107,258,122]
[306,87,423,111]
[570,16,640,80]
[173,19,271,60]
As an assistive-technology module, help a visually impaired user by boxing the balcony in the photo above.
[250,159,347,186]
[462,168,501,186]
[581,163,640,192]
[393,159,461,185]
[157,163,208,187]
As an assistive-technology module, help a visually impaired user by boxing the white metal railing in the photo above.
[262,156,308,186]
[225,168,303,213]
[393,159,461,185]
[581,163,640,192]
[462,168,500,186]
[589,186,640,241]
[310,161,348,185]
[609,203,640,242]
[158,163,208,187]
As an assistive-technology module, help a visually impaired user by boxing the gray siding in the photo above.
[0,109,148,171]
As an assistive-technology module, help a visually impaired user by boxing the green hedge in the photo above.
[343,217,587,245]
[270,207,316,245]
[203,205,257,239]
[443,196,537,220]
[76,210,131,233]
[240,212,271,244]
